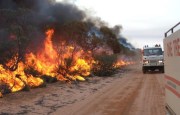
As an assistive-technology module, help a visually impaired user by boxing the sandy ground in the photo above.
[0,64,165,115]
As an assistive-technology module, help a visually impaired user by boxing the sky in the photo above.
[56,0,180,49]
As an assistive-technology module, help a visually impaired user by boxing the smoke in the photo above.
[0,0,135,57]
[0,0,86,47]
[118,36,135,50]
[0,0,16,9]
[112,25,122,37]
[0,0,85,23]
[47,3,85,24]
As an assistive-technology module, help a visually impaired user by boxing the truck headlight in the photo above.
[143,60,149,64]
[158,60,163,63]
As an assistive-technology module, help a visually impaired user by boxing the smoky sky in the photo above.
[47,3,85,24]
[0,0,134,50]
[0,0,86,24]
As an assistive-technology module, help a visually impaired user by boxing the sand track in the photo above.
[0,65,165,115]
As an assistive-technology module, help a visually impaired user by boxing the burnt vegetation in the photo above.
[0,0,137,96]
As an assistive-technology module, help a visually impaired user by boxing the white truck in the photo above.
[142,45,164,73]
[164,22,180,115]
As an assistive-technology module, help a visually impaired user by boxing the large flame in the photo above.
[1,28,135,96]
[0,62,43,92]
[26,29,57,76]
[25,29,93,81]
[0,29,93,95]
[114,59,135,68]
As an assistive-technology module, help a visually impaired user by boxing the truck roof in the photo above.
[143,45,161,49]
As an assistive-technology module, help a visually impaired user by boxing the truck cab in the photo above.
[142,45,164,73]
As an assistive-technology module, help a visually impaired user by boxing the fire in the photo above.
[0,64,24,92]
[0,28,135,97]
[114,59,135,68]
[26,29,57,77]
[70,59,91,77]
[0,28,94,96]
[0,62,43,92]
[25,29,93,81]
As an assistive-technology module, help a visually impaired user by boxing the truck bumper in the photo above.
[143,65,164,70]
[142,65,164,72]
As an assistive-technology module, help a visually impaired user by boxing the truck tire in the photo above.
[162,68,164,73]
[142,67,146,74]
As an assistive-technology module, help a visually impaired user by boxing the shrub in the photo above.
[0,82,11,95]
[92,54,118,76]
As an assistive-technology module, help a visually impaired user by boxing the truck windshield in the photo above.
[144,48,163,56]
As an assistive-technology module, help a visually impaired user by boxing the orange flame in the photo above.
[114,60,135,68]
[26,29,57,77]
[0,28,94,95]
[0,62,43,92]
[25,29,93,81]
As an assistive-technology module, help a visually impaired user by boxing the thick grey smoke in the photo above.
[110,25,135,50]
[0,0,88,49]
[0,0,135,56]
[47,3,85,24]
[0,0,86,25]
[118,36,135,50]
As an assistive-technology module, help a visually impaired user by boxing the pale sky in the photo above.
[56,0,180,49]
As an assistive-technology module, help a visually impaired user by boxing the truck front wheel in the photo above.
[142,67,146,74]
[161,67,164,73]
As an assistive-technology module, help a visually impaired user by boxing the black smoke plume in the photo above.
[0,0,135,68]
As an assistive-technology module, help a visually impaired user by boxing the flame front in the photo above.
[25,29,93,81]
[0,62,43,92]
[0,29,94,94]
[26,29,57,77]
[0,28,135,96]
[114,60,135,68]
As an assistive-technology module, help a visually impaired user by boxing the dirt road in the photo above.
[55,64,166,115]
[0,64,165,115]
